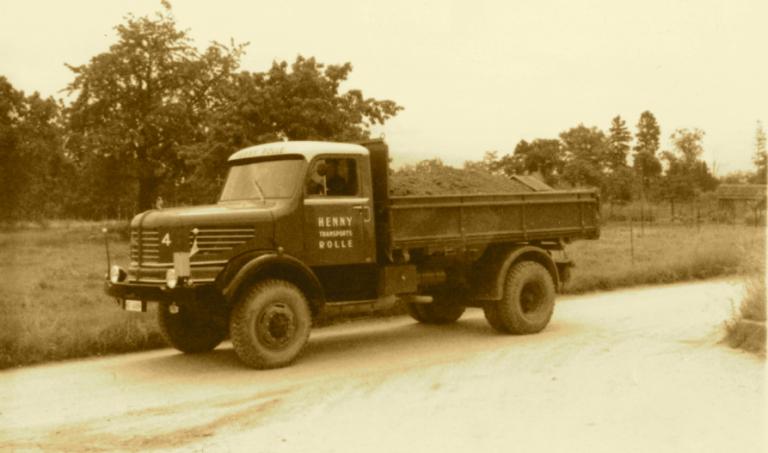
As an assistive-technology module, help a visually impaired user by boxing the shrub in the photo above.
[725,275,766,354]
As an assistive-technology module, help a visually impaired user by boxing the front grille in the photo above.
[130,229,160,264]
[130,226,255,265]
[191,227,255,258]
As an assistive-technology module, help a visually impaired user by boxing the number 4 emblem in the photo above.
[161,233,172,247]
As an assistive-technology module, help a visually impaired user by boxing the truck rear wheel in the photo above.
[406,294,466,325]
[484,261,555,334]
[157,302,227,353]
[230,280,312,369]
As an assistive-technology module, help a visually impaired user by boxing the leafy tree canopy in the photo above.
[65,4,246,211]
[669,128,705,166]
[0,76,70,221]
[178,56,403,204]
[659,128,717,203]
[559,125,607,188]
[492,139,563,186]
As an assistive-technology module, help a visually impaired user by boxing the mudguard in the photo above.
[219,252,325,315]
[470,244,561,301]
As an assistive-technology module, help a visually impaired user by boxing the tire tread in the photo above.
[483,261,555,334]
[230,279,311,369]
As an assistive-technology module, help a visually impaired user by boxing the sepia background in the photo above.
[0,1,765,451]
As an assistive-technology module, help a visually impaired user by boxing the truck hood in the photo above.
[131,200,276,229]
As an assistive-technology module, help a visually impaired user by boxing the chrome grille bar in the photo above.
[190,227,255,257]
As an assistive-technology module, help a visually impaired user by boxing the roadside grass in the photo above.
[0,226,164,369]
[0,222,764,369]
[725,271,766,355]
[564,223,765,294]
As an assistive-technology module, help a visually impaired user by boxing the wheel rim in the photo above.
[255,302,296,350]
[520,281,545,315]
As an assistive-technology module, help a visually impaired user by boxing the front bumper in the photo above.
[104,280,200,305]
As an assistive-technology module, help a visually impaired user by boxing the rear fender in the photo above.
[470,244,560,301]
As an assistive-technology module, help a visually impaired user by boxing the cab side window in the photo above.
[306,158,358,196]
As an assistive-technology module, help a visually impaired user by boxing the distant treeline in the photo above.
[460,115,767,207]
[1,3,766,223]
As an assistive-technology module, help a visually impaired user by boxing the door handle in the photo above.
[353,205,372,222]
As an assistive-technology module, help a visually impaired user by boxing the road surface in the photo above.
[1,278,764,452]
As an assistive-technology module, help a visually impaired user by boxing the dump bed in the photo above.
[386,190,600,250]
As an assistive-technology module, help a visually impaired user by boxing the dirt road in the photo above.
[1,279,764,452]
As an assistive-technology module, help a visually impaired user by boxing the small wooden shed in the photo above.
[715,184,767,224]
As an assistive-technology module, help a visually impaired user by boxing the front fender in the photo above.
[218,252,325,315]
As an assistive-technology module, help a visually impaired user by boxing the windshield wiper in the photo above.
[252,179,266,202]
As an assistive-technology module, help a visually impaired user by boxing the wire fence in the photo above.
[602,198,765,265]
[602,198,766,228]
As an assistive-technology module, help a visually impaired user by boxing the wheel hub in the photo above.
[257,303,296,349]
[520,282,544,314]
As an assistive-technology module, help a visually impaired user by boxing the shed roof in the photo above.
[715,184,766,200]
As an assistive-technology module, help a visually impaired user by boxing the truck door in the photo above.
[303,155,376,265]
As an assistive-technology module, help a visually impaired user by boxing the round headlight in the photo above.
[110,265,126,283]
[166,269,178,289]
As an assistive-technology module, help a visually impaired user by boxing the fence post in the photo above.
[629,216,635,266]
[697,202,701,233]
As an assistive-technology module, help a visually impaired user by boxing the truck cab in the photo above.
[119,142,380,292]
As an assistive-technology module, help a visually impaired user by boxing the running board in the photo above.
[322,295,397,317]
[399,295,433,304]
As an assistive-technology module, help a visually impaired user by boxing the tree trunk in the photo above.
[138,176,160,212]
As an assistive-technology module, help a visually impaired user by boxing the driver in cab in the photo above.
[308,159,349,196]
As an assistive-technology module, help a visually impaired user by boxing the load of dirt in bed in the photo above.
[389,160,534,196]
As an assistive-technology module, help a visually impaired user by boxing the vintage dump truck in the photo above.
[105,140,600,368]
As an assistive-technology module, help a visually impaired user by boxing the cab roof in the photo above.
[228,141,369,163]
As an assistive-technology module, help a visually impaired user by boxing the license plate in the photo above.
[124,299,145,312]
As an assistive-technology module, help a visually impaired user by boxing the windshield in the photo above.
[219,158,305,201]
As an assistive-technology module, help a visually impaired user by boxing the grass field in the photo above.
[565,223,764,293]
[0,226,165,369]
[0,222,764,368]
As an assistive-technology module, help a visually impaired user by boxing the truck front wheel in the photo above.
[406,294,466,325]
[484,261,555,334]
[157,302,228,353]
[230,280,312,369]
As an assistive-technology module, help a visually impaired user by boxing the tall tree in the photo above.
[0,77,24,220]
[604,166,635,205]
[0,76,70,221]
[13,93,71,220]
[606,115,631,171]
[633,111,662,190]
[65,4,245,212]
[659,128,717,214]
[602,116,635,205]
[559,125,607,188]
[669,128,705,164]
[753,121,767,184]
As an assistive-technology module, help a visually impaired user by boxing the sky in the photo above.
[1,0,766,174]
